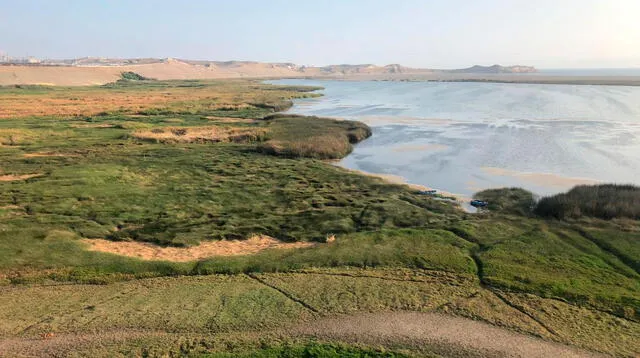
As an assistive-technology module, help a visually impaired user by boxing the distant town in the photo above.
[0,53,43,64]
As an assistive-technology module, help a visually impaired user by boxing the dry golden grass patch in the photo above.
[0,92,195,118]
[82,236,315,262]
[132,126,267,143]
[0,83,300,119]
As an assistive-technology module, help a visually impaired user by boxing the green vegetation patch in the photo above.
[456,220,640,320]
[257,114,372,159]
[202,342,413,358]
[194,229,477,276]
[474,187,536,216]
[1,79,640,352]
[535,184,640,220]
[119,71,151,81]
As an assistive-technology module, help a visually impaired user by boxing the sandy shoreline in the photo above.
[333,164,473,206]
[322,73,640,86]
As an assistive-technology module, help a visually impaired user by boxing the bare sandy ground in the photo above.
[0,60,304,86]
[82,236,315,262]
[0,173,42,181]
[292,311,603,358]
[481,167,600,189]
[2,61,640,86]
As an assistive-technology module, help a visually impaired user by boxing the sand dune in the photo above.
[0,59,308,86]
[2,60,640,86]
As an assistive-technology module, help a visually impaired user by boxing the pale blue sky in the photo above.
[1,0,638,68]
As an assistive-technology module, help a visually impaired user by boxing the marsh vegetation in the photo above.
[0,79,638,357]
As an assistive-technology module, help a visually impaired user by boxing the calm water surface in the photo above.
[271,80,640,197]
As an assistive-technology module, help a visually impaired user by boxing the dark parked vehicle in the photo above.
[417,189,438,195]
[470,199,489,208]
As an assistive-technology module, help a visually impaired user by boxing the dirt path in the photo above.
[0,311,607,357]
[291,311,604,358]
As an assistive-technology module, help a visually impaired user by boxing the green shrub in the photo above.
[474,187,536,215]
[120,71,150,81]
[256,115,371,159]
[535,184,640,219]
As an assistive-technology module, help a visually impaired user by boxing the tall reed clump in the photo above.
[257,115,372,159]
[534,184,640,219]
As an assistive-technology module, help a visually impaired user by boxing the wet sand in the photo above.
[392,143,449,152]
[332,72,640,86]
[481,167,600,189]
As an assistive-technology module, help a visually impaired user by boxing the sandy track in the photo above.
[0,330,165,358]
[0,311,606,357]
[292,311,604,358]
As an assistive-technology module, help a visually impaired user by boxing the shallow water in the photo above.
[271,79,640,197]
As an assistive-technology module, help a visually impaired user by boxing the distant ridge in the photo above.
[2,58,595,86]
[4,57,536,74]
[450,64,537,74]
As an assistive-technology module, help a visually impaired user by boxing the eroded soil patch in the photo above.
[0,174,42,181]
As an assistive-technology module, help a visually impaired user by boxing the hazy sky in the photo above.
[1,0,639,68]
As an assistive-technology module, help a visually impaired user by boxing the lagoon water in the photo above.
[271,79,640,197]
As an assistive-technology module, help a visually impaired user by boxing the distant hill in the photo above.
[0,58,540,86]
[29,58,537,75]
[450,64,537,74]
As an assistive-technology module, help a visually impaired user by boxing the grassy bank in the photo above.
[535,184,640,220]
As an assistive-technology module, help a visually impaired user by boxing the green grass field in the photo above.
[0,79,638,357]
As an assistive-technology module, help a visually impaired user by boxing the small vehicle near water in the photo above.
[470,199,489,208]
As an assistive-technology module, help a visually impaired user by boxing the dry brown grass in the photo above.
[0,81,303,119]
[132,126,267,143]
[82,236,315,262]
